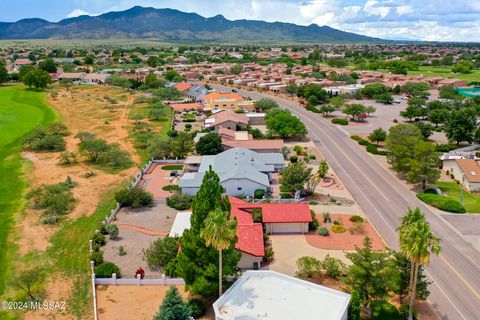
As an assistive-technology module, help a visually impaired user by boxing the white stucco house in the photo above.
[213,270,350,320]
[178,148,284,196]
[443,158,480,192]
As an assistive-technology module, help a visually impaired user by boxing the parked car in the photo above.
[393,99,401,104]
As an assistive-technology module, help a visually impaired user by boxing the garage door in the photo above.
[271,223,302,234]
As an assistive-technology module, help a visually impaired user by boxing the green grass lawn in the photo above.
[0,85,59,295]
[161,164,183,171]
[437,182,480,213]
[408,66,480,83]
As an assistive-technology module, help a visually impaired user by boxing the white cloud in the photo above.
[66,9,94,18]
[396,5,413,15]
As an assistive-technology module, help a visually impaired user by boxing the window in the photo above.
[237,187,242,191]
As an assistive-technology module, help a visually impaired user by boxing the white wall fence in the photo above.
[94,273,185,286]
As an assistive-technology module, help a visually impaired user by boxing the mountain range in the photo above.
[0,6,382,43]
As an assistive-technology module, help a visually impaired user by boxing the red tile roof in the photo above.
[236,224,265,257]
[175,82,193,92]
[260,203,312,223]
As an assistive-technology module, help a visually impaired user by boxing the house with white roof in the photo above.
[213,270,350,320]
[179,148,284,196]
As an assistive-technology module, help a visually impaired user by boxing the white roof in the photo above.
[169,211,191,237]
[213,270,350,320]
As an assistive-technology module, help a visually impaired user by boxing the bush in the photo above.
[143,237,179,271]
[331,118,348,125]
[358,139,370,146]
[350,135,362,141]
[316,226,329,236]
[254,189,266,199]
[322,254,345,279]
[280,192,292,199]
[89,250,104,266]
[94,262,122,278]
[118,245,126,256]
[435,144,457,152]
[333,218,343,225]
[263,247,274,262]
[166,192,193,210]
[92,233,106,247]
[371,301,400,320]
[349,215,364,223]
[42,214,60,225]
[187,298,206,318]
[424,188,438,194]
[366,144,379,154]
[24,124,68,152]
[162,185,181,192]
[27,182,75,218]
[58,151,79,166]
[349,221,365,235]
[115,187,154,208]
[289,155,298,163]
[309,200,319,205]
[105,224,119,239]
[331,225,347,233]
[309,210,319,230]
[296,256,322,279]
[416,193,466,213]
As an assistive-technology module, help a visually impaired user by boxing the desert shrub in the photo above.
[251,209,262,223]
[92,233,106,247]
[349,221,365,235]
[24,123,68,152]
[309,210,319,230]
[263,247,274,262]
[115,187,154,208]
[83,170,96,178]
[322,254,345,279]
[333,218,343,225]
[296,256,322,279]
[94,262,122,278]
[105,224,119,239]
[58,151,79,166]
[371,301,400,320]
[316,226,329,236]
[332,118,348,125]
[166,192,193,210]
[118,245,126,256]
[187,298,206,318]
[289,155,298,163]
[143,237,179,271]
[162,185,181,192]
[349,215,364,223]
[280,192,292,199]
[97,145,133,169]
[254,189,266,199]
[323,212,332,223]
[89,250,104,266]
[350,135,362,141]
[42,214,60,225]
[77,132,132,169]
[27,182,75,218]
[416,193,466,213]
[293,145,303,155]
[366,144,379,154]
[331,225,347,233]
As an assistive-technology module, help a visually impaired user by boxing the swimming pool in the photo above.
[455,87,480,98]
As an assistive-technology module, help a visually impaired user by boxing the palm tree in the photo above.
[398,208,441,320]
[201,208,237,297]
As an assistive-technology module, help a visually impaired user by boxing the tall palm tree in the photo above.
[201,208,237,297]
[398,209,441,320]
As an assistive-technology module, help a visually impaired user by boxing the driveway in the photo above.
[263,234,349,276]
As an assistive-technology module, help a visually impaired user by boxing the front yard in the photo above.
[437,182,480,213]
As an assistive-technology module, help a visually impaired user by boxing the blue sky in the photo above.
[1,0,479,41]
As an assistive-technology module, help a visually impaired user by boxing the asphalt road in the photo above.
[213,84,480,320]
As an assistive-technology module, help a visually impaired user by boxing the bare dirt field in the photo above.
[96,285,215,320]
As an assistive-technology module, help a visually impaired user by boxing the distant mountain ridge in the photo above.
[0,6,383,43]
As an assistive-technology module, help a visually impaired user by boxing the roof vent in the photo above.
[472,171,477,176]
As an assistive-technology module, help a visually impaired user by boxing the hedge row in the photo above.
[350,135,389,156]
[332,118,349,125]
[416,193,466,213]
[305,105,321,113]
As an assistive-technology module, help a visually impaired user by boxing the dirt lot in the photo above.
[96,285,215,320]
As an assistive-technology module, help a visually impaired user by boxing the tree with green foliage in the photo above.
[154,286,192,320]
[402,82,430,96]
[385,124,423,173]
[414,122,434,139]
[394,251,431,305]
[452,60,474,74]
[285,82,298,96]
[18,64,35,81]
[229,64,244,75]
[280,162,313,192]
[254,98,279,111]
[374,93,393,104]
[143,237,179,271]
[317,160,329,180]
[164,70,181,81]
[296,256,322,279]
[11,267,45,301]
[368,128,387,146]
[444,109,477,145]
[349,290,361,320]
[329,96,345,110]
[343,104,366,121]
[115,187,153,208]
[361,83,390,98]
[38,58,57,73]
[170,132,194,159]
[201,208,237,296]
[23,68,51,89]
[0,60,7,86]
[343,237,399,308]
[301,83,329,104]
[196,132,223,155]
[397,208,441,320]
[266,109,307,138]
[176,169,240,296]
[145,72,162,89]
[318,104,335,117]
[428,109,448,128]
[407,141,440,189]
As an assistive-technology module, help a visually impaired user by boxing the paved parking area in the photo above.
[140,163,179,200]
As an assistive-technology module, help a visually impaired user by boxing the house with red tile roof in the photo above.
[175,82,193,92]
[205,110,248,132]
